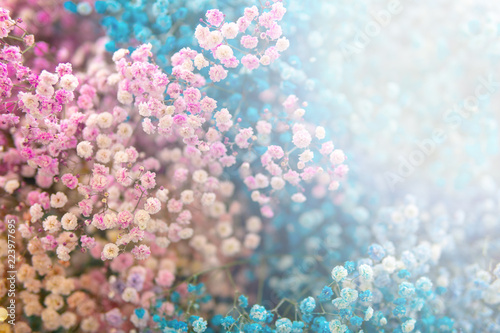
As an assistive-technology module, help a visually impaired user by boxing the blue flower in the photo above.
[249,305,268,323]
[238,294,249,308]
[299,297,316,314]
[317,286,333,302]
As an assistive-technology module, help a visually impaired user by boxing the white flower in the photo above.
[246,217,262,233]
[209,201,226,218]
[97,112,113,129]
[216,222,233,238]
[30,203,43,222]
[364,307,374,321]
[39,70,58,85]
[330,149,345,164]
[244,234,260,250]
[112,48,129,62]
[61,213,78,230]
[299,150,314,163]
[292,129,312,148]
[36,83,54,97]
[215,45,234,60]
[201,193,216,206]
[156,236,171,248]
[331,266,348,282]
[159,115,173,129]
[134,210,151,230]
[194,54,209,70]
[255,174,269,189]
[291,193,306,203]
[116,123,133,139]
[358,264,374,281]
[315,126,326,140]
[205,31,223,49]
[114,151,129,163]
[195,25,210,43]
[77,141,93,159]
[276,37,290,52]
[96,149,112,163]
[156,188,169,202]
[402,319,416,333]
[138,102,151,117]
[102,243,119,260]
[103,213,117,229]
[180,190,194,204]
[60,74,79,91]
[219,181,235,196]
[56,246,71,261]
[20,92,39,110]
[4,179,20,194]
[179,228,194,239]
[190,235,207,250]
[192,170,208,183]
[221,22,239,39]
[382,256,397,273]
[404,204,419,218]
[50,192,68,208]
[270,177,285,190]
[43,216,61,233]
[294,108,305,118]
[329,319,348,333]
[121,286,138,302]
[221,237,241,256]
[117,90,133,105]
[258,55,270,66]
[96,134,112,148]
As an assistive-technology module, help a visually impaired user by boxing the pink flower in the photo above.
[117,210,133,229]
[205,9,225,27]
[78,199,93,217]
[283,170,301,186]
[240,35,259,49]
[244,6,259,20]
[115,167,131,186]
[244,176,257,190]
[144,197,161,214]
[267,146,285,159]
[282,94,298,110]
[110,253,134,272]
[176,210,192,225]
[173,168,188,183]
[131,244,151,260]
[61,173,78,189]
[161,302,175,316]
[140,171,156,189]
[200,96,217,112]
[90,174,109,192]
[334,164,349,178]
[155,269,175,287]
[131,43,152,62]
[129,227,145,242]
[261,205,274,218]
[241,54,260,70]
[320,141,335,155]
[266,22,282,40]
[167,199,183,213]
[167,223,182,242]
[81,235,96,249]
[209,65,227,82]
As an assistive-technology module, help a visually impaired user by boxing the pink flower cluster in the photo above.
[0,3,348,331]
[195,2,289,72]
